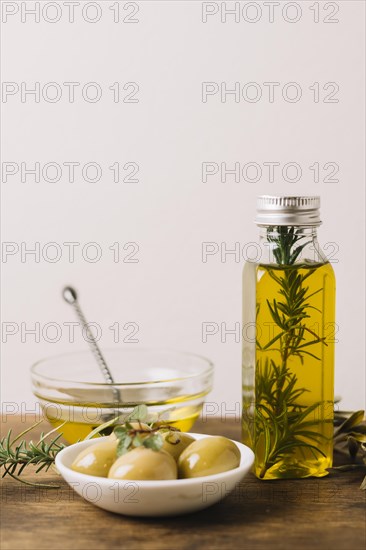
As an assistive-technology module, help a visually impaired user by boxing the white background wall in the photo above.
[1,1,365,414]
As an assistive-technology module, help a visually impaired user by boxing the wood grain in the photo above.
[1,415,365,550]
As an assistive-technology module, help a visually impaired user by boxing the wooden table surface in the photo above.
[1,415,365,550]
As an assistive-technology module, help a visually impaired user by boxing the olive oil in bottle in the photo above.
[242,196,335,479]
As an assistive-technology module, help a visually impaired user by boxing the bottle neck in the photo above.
[257,225,326,266]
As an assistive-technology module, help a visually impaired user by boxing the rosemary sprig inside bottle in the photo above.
[254,226,333,479]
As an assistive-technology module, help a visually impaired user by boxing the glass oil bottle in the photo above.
[242,196,335,479]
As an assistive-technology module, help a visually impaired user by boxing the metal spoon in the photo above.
[62,286,120,406]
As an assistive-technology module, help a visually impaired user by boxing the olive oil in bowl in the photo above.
[31,349,214,443]
[40,400,206,443]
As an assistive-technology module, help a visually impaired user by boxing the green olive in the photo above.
[71,439,118,477]
[108,447,177,480]
[160,431,196,461]
[178,436,241,478]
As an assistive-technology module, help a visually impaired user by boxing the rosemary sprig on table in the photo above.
[0,421,67,488]
[255,226,329,478]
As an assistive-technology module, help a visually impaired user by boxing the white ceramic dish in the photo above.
[55,433,254,517]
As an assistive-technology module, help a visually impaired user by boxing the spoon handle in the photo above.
[62,286,120,402]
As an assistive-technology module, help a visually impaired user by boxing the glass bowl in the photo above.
[31,348,214,443]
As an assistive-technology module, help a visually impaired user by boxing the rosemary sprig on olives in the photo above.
[84,403,182,457]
